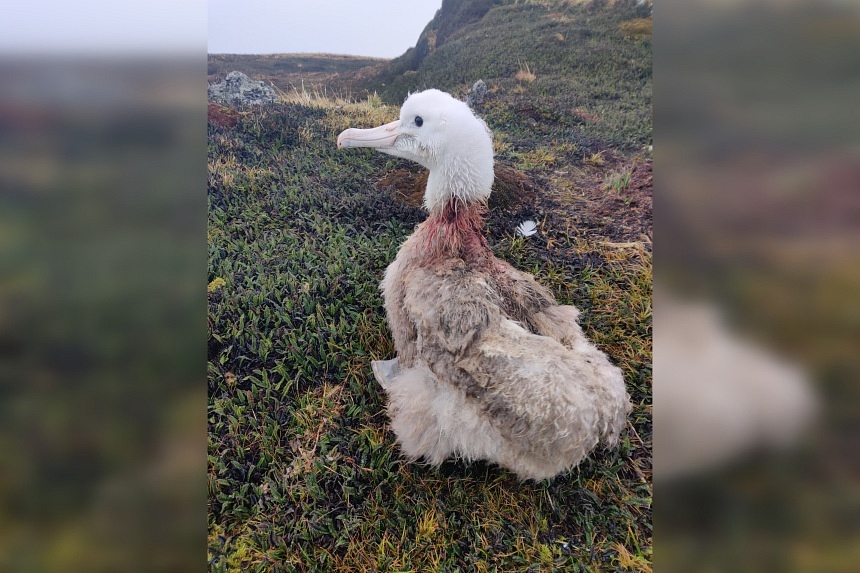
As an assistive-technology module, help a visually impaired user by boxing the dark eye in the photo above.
[414,116,423,127]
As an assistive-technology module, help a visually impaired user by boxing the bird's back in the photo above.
[386,248,629,476]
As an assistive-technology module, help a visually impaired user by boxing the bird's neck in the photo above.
[418,199,491,264]
[424,165,492,214]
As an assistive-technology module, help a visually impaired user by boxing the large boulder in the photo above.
[208,71,278,105]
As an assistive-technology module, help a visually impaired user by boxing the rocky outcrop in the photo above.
[208,71,278,105]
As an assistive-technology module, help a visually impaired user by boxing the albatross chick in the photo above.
[338,89,630,480]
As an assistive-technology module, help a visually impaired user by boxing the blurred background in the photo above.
[655,0,859,570]
[0,2,206,572]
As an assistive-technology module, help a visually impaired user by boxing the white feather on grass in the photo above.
[516,220,538,237]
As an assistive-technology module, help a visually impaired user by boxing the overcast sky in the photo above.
[1,1,441,58]
[209,1,443,58]
[1,1,207,55]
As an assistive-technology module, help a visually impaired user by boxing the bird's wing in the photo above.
[493,261,587,349]
[400,263,627,454]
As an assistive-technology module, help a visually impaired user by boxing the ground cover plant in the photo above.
[208,1,651,570]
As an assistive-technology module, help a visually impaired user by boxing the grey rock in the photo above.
[465,79,488,108]
[208,71,278,105]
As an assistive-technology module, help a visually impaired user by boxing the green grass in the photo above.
[208,1,651,570]
[207,96,651,570]
[604,167,632,193]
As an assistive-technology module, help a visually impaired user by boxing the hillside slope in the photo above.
[351,0,651,150]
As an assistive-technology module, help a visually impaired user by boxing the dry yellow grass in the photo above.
[516,147,557,170]
[614,541,653,572]
[515,61,536,83]
[586,150,607,167]
[619,18,653,39]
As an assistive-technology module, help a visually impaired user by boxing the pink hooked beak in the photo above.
[337,119,401,150]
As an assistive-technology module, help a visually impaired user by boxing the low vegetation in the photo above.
[515,60,537,83]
